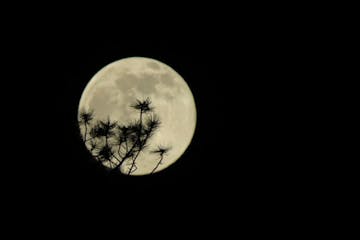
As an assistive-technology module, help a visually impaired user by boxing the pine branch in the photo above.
[150,156,164,174]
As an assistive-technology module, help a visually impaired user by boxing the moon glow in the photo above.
[78,57,196,175]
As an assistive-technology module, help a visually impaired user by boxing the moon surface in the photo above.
[78,57,196,175]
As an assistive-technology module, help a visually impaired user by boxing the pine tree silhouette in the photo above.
[79,98,171,175]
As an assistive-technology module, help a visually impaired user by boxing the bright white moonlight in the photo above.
[78,57,196,175]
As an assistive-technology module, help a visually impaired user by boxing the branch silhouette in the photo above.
[150,146,171,174]
[79,110,94,142]
[79,97,171,175]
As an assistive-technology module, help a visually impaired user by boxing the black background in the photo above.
[1,5,324,235]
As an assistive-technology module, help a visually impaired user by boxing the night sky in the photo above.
[2,8,315,234]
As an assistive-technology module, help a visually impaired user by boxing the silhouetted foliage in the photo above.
[78,98,171,175]
[151,146,171,157]
[97,144,114,161]
[131,97,153,113]
[79,110,94,125]
[79,110,94,142]
[150,146,171,174]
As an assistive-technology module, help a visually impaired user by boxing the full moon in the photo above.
[78,57,196,175]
